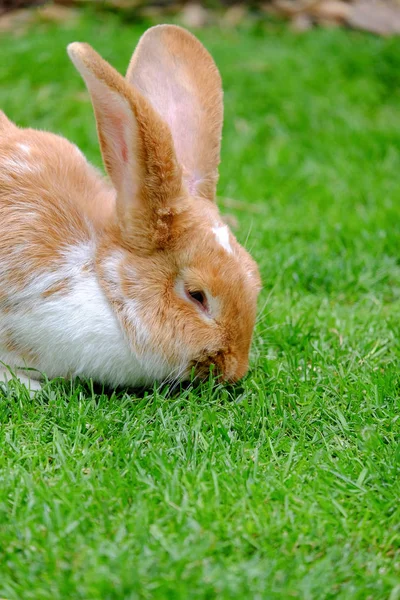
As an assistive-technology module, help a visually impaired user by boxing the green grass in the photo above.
[1,11,400,599]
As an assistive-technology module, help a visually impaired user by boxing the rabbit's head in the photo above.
[68,26,260,383]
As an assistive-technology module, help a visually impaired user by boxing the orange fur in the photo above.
[0,127,114,288]
[96,197,260,381]
[0,26,261,386]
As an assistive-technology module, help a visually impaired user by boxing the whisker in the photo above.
[256,288,277,324]
[158,362,187,390]
[244,219,254,251]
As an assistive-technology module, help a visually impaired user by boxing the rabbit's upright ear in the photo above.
[67,42,183,245]
[126,25,223,202]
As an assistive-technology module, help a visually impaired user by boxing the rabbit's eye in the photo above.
[187,289,208,312]
[189,290,205,304]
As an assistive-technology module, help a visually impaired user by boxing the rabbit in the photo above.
[0,25,261,393]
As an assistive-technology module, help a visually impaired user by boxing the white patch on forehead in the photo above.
[212,224,232,254]
[17,143,31,155]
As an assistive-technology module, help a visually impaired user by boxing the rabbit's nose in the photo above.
[192,349,249,383]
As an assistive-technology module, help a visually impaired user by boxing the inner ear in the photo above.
[92,87,142,211]
[126,25,223,202]
[68,44,142,213]
[109,113,129,164]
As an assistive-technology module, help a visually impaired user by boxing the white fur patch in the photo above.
[0,242,179,388]
[212,224,232,254]
[123,298,151,349]
[17,143,31,155]
[101,251,151,351]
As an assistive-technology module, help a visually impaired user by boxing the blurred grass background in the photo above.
[1,8,400,600]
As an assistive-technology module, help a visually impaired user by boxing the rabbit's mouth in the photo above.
[191,354,225,381]
[191,350,247,383]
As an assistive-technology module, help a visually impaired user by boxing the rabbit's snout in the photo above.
[192,350,248,383]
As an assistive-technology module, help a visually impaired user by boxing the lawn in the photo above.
[0,11,400,599]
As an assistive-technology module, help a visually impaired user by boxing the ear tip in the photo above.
[133,24,220,78]
[67,42,94,65]
[140,24,199,45]
[67,42,85,64]
[67,42,81,55]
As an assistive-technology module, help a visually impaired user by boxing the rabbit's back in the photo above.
[0,121,115,289]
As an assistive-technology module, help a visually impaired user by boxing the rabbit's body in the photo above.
[0,25,261,392]
[0,123,175,386]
